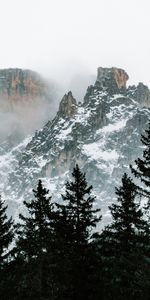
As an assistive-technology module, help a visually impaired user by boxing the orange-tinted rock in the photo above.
[95,67,129,93]
[0,68,50,106]
[112,67,129,89]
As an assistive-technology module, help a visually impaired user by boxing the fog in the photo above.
[51,63,96,102]
[0,0,150,147]
[0,66,95,148]
[0,0,150,86]
[0,97,52,146]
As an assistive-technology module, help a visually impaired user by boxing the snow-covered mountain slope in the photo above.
[0,67,150,224]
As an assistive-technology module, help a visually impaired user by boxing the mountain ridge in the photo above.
[0,67,149,225]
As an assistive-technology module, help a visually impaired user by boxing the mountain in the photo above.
[0,68,50,102]
[0,68,58,152]
[0,67,149,225]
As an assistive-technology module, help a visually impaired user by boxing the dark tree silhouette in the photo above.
[14,180,55,300]
[0,196,14,300]
[54,164,102,300]
[100,173,149,300]
[0,196,13,267]
[130,121,150,208]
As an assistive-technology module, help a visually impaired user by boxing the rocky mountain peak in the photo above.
[0,68,57,150]
[58,91,77,118]
[0,68,51,105]
[95,67,129,94]
[134,82,150,107]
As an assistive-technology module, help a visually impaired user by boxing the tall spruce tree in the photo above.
[54,164,102,300]
[14,180,55,300]
[0,196,14,300]
[130,121,150,208]
[109,173,146,253]
[0,196,13,267]
[100,173,149,300]
[57,164,101,244]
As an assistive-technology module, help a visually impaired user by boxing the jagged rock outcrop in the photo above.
[95,67,129,94]
[58,91,77,118]
[130,82,150,107]
[0,66,150,226]
[112,67,129,88]
[0,68,57,152]
[0,68,50,105]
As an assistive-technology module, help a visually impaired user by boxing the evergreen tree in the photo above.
[100,173,149,300]
[130,121,150,208]
[57,164,101,244]
[54,164,102,300]
[14,180,55,300]
[0,196,13,267]
[109,173,146,253]
[0,196,14,299]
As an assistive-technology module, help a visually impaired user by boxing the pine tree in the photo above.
[0,196,13,267]
[0,196,14,299]
[109,173,146,253]
[100,173,149,300]
[17,180,54,257]
[57,164,101,244]
[54,164,102,300]
[130,121,150,208]
[14,180,55,300]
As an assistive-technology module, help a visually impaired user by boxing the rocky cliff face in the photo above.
[128,82,150,107]
[95,67,129,94]
[0,67,149,225]
[58,91,77,118]
[0,68,50,104]
[0,68,57,152]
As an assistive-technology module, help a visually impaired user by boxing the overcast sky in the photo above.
[0,0,150,88]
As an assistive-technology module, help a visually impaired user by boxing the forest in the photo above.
[0,123,150,300]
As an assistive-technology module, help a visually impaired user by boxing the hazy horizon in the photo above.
[0,0,149,90]
[0,0,150,141]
